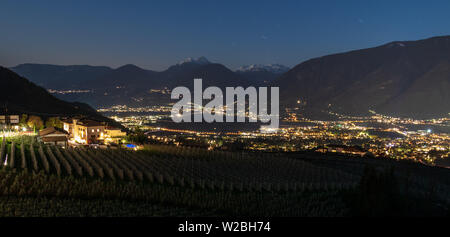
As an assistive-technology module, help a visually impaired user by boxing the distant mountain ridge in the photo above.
[11,57,286,91]
[236,64,289,86]
[274,35,450,119]
[10,57,277,107]
[236,64,290,74]
[177,56,211,65]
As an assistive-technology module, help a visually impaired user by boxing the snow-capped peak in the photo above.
[178,56,211,65]
[386,42,406,48]
[236,64,290,74]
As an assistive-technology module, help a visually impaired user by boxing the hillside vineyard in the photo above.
[0,136,449,216]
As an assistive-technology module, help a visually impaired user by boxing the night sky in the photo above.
[2,0,450,71]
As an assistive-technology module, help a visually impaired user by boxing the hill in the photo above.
[274,36,450,119]
[10,63,112,90]
[0,66,117,124]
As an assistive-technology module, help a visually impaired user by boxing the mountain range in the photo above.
[11,58,284,90]
[237,64,290,74]
[11,58,286,107]
[9,36,450,119]
[236,64,289,85]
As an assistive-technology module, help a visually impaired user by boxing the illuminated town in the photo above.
[95,104,450,167]
[47,89,93,95]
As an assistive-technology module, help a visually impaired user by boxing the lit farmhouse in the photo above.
[62,118,126,145]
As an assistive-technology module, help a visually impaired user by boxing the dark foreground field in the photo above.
[0,136,448,217]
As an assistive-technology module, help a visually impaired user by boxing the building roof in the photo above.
[41,136,68,142]
[39,127,68,136]
[61,118,105,127]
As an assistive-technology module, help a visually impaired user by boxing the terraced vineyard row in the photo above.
[0,136,448,216]
[0,137,360,193]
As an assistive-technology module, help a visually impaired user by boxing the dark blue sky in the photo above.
[2,0,450,71]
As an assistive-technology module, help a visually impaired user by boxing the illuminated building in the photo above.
[104,126,127,144]
[0,114,20,130]
[63,118,106,144]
